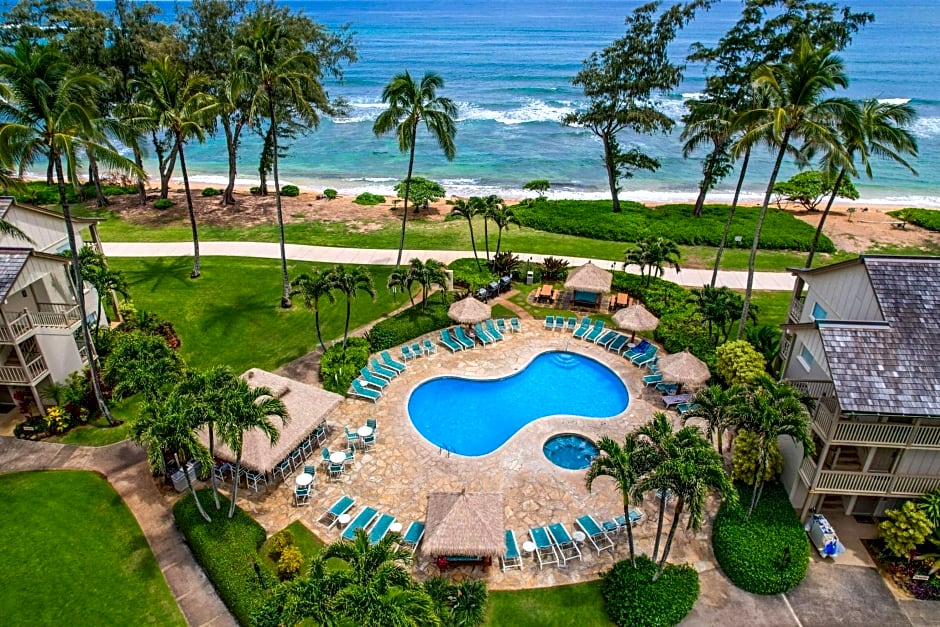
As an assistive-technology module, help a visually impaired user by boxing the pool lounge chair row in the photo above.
[439,318,520,352]
[349,351,409,402]
[317,496,425,551]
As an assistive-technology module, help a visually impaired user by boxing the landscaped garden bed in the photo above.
[863,538,940,601]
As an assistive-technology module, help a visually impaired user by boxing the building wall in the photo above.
[780,437,809,508]
[897,449,940,476]
[0,204,86,253]
[784,329,831,381]
[801,264,881,323]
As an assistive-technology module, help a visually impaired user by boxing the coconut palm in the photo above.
[682,384,746,454]
[407,258,447,309]
[625,237,681,287]
[373,70,457,268]
[291,267,337,351]
[131,56,217,279]
[331,265,376,356]
[386,267,413,307]
[490,201,518,260]
[449,198,481,270]
[79,246,129,335]
[681,98,736,218]
[477,196,493,262]
[733,36,853,338]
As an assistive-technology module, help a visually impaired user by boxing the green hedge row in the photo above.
[449,258,498,291]
[366,302,453,352]
[712,482,810,594]
[601,556,700,627]
[888,208,940,232]
[513,200,834,252]
[14,181,137,206]
[173,491,274,625]
[354,192,386,205]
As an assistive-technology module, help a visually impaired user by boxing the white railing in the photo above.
[791,379,835,401]
[814,404,836,439]
[25,355,47,380]
[799,456,817,485]
[912,426,940,448]
[892,475,940,496]
[789,297,805,322]
[833,422,911,446]
[0,365,27,384]
[33,311,68,327]
[815,470,893,494]
[37,302,80,325]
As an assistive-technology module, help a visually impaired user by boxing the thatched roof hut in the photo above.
[448,296,492,324]
[564,261,613,294]
[197,368,343,473]
[421,491,505,558]
[658,350,711,391]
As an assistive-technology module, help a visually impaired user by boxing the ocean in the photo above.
[98,0,940,206]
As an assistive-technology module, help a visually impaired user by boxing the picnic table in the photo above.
[662,394,693,409]
[536,284,555,302]
[610,292,629,310]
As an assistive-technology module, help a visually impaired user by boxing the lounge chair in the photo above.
[677,402,699,416]
[350,379,381,402]
[485,318,504,340]
[381,350,407,373]
[318,495,355,528]
[634,348,659,368]
[662,394,693,410]
[572,317,592,339]
[594,330,618,347]
[529,527,560,569]
[544,315,555,330]
[656,381,680,395]
[629,508,645,525]
[341,506,379,541]
[473,322,495,345]
[359,368,389,390]
[566,316,578,331]
[510,317,521,333]
[496,318,509,335]
[548,522,582,565]
[439,329,464,353]
[369,358,399,380]
[553,316,566,331]
[398,521,425,555]
[643,373,663,386]
[369,513,396,544]
[501,530,524,571]
[411,342,424,358]
[422,338,438,355]
[624,340,651,359]
[454,327,476,349]
[576,515,614,555]
[608,334,628,354]
[584,320,606,343]
[401,344,417,361]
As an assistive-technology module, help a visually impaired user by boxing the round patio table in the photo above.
[522,541,536,553]
[572,531,586,544]
[357,426,373,438]
[337,513,352,527]
[330,451,347,465]
[295,473,314,487]
[389,522,403,534]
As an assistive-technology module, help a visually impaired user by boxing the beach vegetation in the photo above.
[407,257,448,309]
[449,257,497,291]
[681,384,745,454]
[201,186,222,197]
[624,237,681,287]
[539,256,570,280]
[523,178,550,198]
[715,339,765,385]
[320,337,370,394]
[772,170,859,212]
[601,556,699,627]
[450,197,483,269]
[880,501,935,558]
[11,180,137,206]
[365,301,452,352]
[79,245,130,336]
[490,250,521,276]
[153,197,174,209]
[280,184,300,197]
[692,286,749,346]
[731,429,783,484]
[323,187,338,199]
[490,200,519,260]
[330,264,376,356]
[889,208,940,232]
[485,582,608,626]
[374,70,457,268]
[395,175,447,210]
[354,191,385,205]
[103,332,183,403]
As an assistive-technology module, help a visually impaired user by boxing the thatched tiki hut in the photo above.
[421,491,505,570]
[564,261,613,308]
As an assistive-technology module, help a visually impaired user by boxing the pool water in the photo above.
[408,351,628,456]
[543,434,599,470]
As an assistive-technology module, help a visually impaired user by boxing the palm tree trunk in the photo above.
[747,450,766,518]
[483,215,490,262]
[222,117,238,206]
[396,122,419,269]
[181,454,211,522]
[314,307,326,351]
[468,218,480,270]
[95,297,103,338]
[342,297,351,357]
[54,155,116,427]
[133,143,147,206]
[495,227,503,259]
[228,454,241,518]
[652,494,668,562]
[177,140,201,279]
[737,131,791,339]
[87,151,109,208]
[602,134,621,213]
[654,498,684,581]
[624,503,637,568]
[268,100,292,309]
[208,424,220,509]
[805,168,844,269]
[711,146,751,288]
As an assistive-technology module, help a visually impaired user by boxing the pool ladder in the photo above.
[439,442,453,457]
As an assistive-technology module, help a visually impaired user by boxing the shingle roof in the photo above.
[818,256,940,416]
[0,248,31,301]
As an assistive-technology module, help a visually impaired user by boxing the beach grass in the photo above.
[485,581,612,626]
[0,470,185,627]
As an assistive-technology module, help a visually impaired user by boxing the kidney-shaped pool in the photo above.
[407,351,628,456]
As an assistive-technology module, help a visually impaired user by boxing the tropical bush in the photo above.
[280,184,300,197]
[449,258,497,291]
[424,577,488,626]
[249,186,261,195]
[732,430,783,484]
[539,256,570,280]
[366,303,452,352]
[491,251,521,276]
[513,200,832,251]
[319,337,371,395]
[879,501,935,558]
[712,482,810,594]
[601,556,699,627]
[266,529,294,561]
[201,187,221,197]
[13,180,136,205]
[889,208,940,232]
[716,340,766,385]
[523,179,551,197]
[153,198,173,210]
[354,192,385,205]
[276,545,304,580]
[322,188,338,200]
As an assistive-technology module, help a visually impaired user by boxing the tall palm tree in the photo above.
[490,201,518,260]
[131,56,217,279]
[476,196,492,262]
[104,332,184,404]
[635,412,683,563]
[449,198,481,270]
[407,258,447,309]
[331,265,376,356]
[625,237,681,287]
[79,246,129,336]
[0,41,138,426]
[386,267,413,307]
[682,384,746,454]
[373,70,457,268]
[291,267,337,351]
[733,37,852,338]
[681,98,735,218]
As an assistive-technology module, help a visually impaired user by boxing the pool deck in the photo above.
[241,324,717,589]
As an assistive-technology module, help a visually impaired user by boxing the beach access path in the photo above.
[102,242,797,291]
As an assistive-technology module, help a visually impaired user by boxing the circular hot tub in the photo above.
[543,434,599,470]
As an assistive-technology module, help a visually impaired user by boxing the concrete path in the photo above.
[0,437,235,627]
[102,241,797,291]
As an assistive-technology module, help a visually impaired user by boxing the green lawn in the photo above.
[485,581,612,626]
[0,470,184,627]
[50,396,141,446]
[109,256,409,372]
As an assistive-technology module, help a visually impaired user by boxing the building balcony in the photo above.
[0,355,48,384]
[0,303,80,343]
[800,455,940,498]
[829,421,940,450]
[788,296,805,322]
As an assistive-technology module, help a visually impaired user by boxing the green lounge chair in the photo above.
[553,316,566,331]
[350,379,381,402]
[485,318,504,340]
[359,368,389,390]
[422,338,438,355]
[369,358,398,379]
[510,317,521,332]
[381,350,406,372]
[399,521,425,555]
[544,315,555,330]
[608,334,628,353]
[317,495,354,528]
[454,326,476,349]
[548,522,582,565]
[473,322,495,345]
[369,513,396,544]
[584,320,606,342]
[496,318,509,334]
[529,526,559,569]
[566,316,578,331]
[342,506,379,541]
[439,329,463,352]
[411,342,424,358]
[501,530,523,571]
[594,330,618,347]
[572,318,592,339]
[575,515,614,555]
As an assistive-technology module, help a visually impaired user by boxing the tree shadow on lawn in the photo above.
[118,257,195,293]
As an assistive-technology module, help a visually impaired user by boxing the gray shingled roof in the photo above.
[0,248,31,301]
[818,257,940,416]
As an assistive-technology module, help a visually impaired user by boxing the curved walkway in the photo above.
[101,242,797,291]
[0,437,235,627]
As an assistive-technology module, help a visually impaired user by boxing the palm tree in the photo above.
[79,246,129,336]
[104,332,184,404]
[386,267,413,307]
[681,98,736,218]
[291,267,337,351]
[625,237,681,287]
[0,41,138,426]
[733,37,852,338]
[407,258,447,309]
[331,265,376,356]
[585,434,649,567]
[373,70,457,268]
[477,196,492,262]
[449,198,481,269]
[131,56,217,279]
[682,384,745,454]
[490,201,518,260]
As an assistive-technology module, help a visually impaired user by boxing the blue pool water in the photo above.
[408,351,628,456]
[543,434,599,470]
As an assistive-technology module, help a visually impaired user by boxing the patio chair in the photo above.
[361,431,376,450]
[321,448,331,464]
[485,318,504,340]
[350,379,381,402]
[608,334,628,354]
[575,515,614,555]
[399,521,425,555]
[643,373,663,387]
[369,358,399,380]
[454,327,476,349]
[501,530,524,571]
[328,463,344,481]
[584,320,606,343]
[422,337,438,355]
[496,318,509,335]
[553,316,566,331]
[529,527,560,569]
[289,449,303,470]
[440,329,464,353]
[369,513,396,544]
[381,350,407,373]
[366,417,377,431]
[510,317,521,333]
[401,344,417,361]
[300,438,313,459]
[294,486,311,507]
[548,522,582,565]
[272,458,293,482]
[359,368,389,390]
[677,402,699,416]
[572,317,592,339]
[566,316,578,331]
[655,381,680,395]
[245,469,267,492]
[411,342,424,358]
[544,315,555,330]
[344,445,356,464]
[313,424,328,446]
[342,506,379,541]
[624,340,651,359]
[213,461,232,483]
[345,426,360,446]
[634,348,659,368]
[594,330,618,348]
[303,464,316,476]
[473,322,495,345]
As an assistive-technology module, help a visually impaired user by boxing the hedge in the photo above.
[173,491,274,625]
[13,181,137,206]
[153,198,173,209]
[712,482,810,594]
[601,556,699,627]
[888,208,940,232]
[366,302,453,352]
[281,184,300,197]
[513,200,833,252]
[319,337,370,395]
[449,258,498,291]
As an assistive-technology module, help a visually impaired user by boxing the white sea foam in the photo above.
[457,99,575,125]
[878,97,912,105]
[912,117,940,138]
[681,92,705,101]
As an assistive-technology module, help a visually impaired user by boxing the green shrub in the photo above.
[13,181,136,205]
[249,186,261,195]
[888,208,940,232]
[366,303,452,352]
[879,501,935,558]
[424,577,488,626]
[319,337,370,395]
[267,529,294,561]
[201,187,221,197]
[539,256,570,280]
[601,555,699,627]
[449,258,497,291]
[173,490,273,624]
[523,179,551,197]
[280,184,300,197]
[712,482,810,594]
[354,192,386,205]
[323,188,338,200]
[153,198,174,210]
[732,430,783,484]
[276,545,304,580]
[513,200,832,251]
[716,340,766,385]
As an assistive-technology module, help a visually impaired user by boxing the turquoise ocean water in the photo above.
[100,0,940,206]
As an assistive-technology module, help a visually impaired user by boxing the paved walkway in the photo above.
[0,437,236,627]
[102,242,797,291]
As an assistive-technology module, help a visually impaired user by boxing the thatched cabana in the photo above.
[197,368,343,474]
[448,296,491,324]
[658,350,711,394]
[564,261,613,307]
[612,303,659,342]
[421,491,505,563]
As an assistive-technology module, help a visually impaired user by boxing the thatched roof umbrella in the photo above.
[612,303,659,343]
[421,491,505,559]
[657,350,711,395]
[448,296,491,324]
[564,261,613,294]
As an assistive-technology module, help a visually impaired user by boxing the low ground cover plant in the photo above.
[319,337,370,395]
[280,184,300,197]
[201,187,221,197]
[601,556,699,627]
[13,180,137,205]
[366,302,452,352]
[449,258,498,290]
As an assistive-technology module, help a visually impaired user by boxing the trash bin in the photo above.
[526,270,534,285]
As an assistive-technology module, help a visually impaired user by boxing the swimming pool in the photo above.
[407,351,629,456]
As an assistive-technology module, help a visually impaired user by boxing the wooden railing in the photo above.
[799,456,817,485]
[789,296,805,322]
[821,421,940,450]
[0,304,80,343]
[814,470,940,497]
[791,379,835,401]
[814,403,837,439]
[0,355,47,384]
[37,302,80,325]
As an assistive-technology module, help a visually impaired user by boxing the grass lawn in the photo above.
[0,470,184,627]
[109,256,409,372]
[50,396,141,446]
[485,581,612,626]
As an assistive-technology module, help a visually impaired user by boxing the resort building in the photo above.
[779,255,940,520]
[0,197,107,414]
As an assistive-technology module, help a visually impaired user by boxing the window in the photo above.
[811,302,828,320]
[797,345,815,371]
